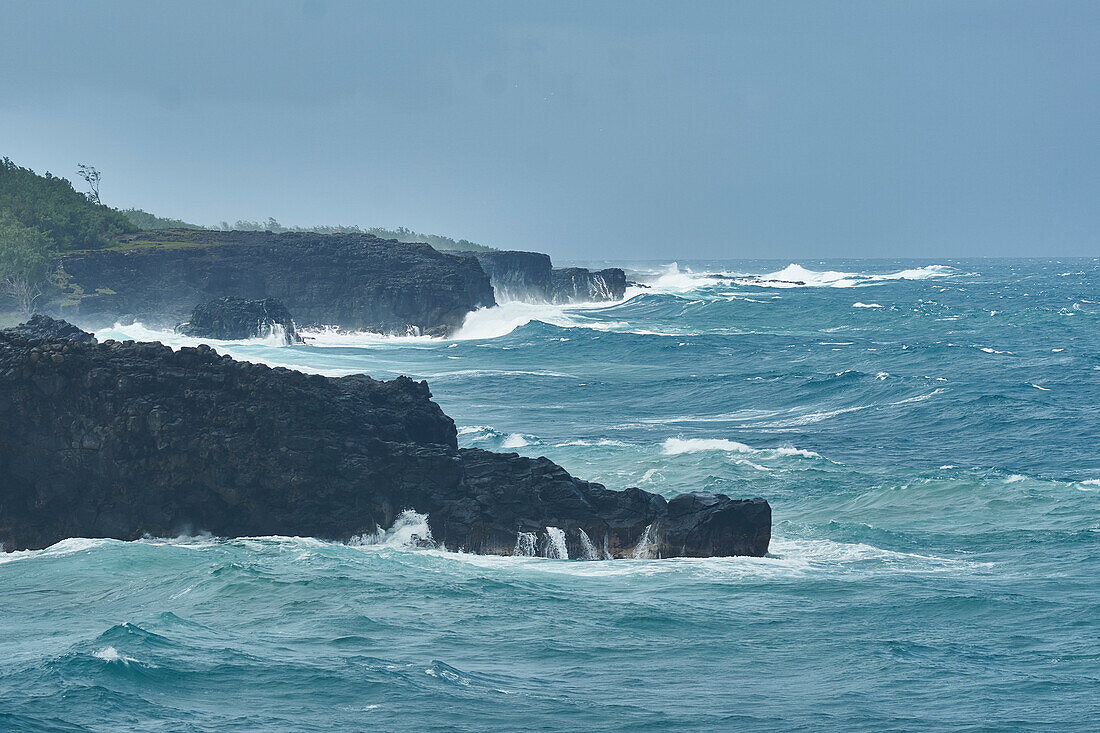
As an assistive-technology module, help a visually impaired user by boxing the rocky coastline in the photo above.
[468,251,627,303]
[0,316,771,558]
[54,230,630,337]
[59,229,496,336]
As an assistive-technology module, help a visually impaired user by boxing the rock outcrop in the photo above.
[464,250,627,303]
[4,314,97,344]
[551,267,627,303]
[179,297,301,344]
[59,229,495,336]
[470,251,553,302]
[0,317,770,558]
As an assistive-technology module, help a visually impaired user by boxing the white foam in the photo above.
[631,524,658,559]
[543,527,569,560]
[577,529,603,561]
[93,646,143,665]
[660,437,820,459]
[635,262,727,293]
[296,326,436,346]
[501,434,529,449]
[454,299,630,340]
[853,302,883,308]
[349,510,433,549]
[736,263,955,289]
[96,321,296,349]
[744,264,861,288]
[513,532,537,557]
[888,388,947,406]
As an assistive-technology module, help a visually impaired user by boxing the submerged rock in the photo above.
[0,317,770,557]
[179,297,301,344]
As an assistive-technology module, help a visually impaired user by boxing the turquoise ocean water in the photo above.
[2,259,1098,731]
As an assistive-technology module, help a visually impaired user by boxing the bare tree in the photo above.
[1,273,43,318]
[77,163,102,204]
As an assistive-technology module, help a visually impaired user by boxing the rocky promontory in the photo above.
[59,229,495,336]
[466,251,627,303]
[0,317,770,558]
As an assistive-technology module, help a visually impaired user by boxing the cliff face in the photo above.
[551,267,627,303]
[471,251,553,302]
[469,251,627,303]
[59,230,495,336]
[0,317,770,558]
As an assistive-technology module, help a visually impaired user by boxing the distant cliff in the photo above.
[551,267,627,303]
[0,317,771,558]
[469,251,626,303]
[58,230,495,336]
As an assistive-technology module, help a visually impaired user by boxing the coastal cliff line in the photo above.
[0,316,771,558]
[58,229,496,336]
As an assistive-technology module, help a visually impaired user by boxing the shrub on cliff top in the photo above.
[0,157,136,251]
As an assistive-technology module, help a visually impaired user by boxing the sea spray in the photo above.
[349,510,433,548]
[632,524,659,559]
[577,529,601,561]
[543,527,568,559]
[513,532,537,557]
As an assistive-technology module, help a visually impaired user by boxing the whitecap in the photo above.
[453,300,631,340]
[888,388,947,406]
[501,434,530,449]
[94,646,145,665]
[660,437,820,459]
[853,302,883,308]
[735,263,955,289]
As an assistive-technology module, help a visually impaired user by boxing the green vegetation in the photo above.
[211,218,495,252]
[364,226,494,252]
[0,158,135,251]
[0,158,136,317]
[0,154,497,318]
[119,208,204,230]
[0,211,55,316]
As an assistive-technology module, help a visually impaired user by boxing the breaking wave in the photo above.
[660,437,821,459]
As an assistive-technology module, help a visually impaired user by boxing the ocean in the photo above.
[2,259,1098,731]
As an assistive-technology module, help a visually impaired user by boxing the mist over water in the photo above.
[4,258,1099,731]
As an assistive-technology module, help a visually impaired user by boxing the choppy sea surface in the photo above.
[3,258,1098,731]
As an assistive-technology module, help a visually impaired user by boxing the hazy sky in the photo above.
[2,1,1097,259]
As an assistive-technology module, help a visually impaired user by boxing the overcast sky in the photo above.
[2,1,1097,259]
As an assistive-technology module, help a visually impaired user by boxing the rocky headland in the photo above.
[0,316,771,558]
[468,251,627,303]
[59,229,496,336]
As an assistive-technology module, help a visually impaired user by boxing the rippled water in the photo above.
[3,259,1098,731]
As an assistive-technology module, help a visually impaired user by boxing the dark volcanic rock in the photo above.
[180,297,301,344]
[470,251,553,302]
[551,267,627,303]
[0,317,770,558]
[59,229,495,336]
[462,251,627,304]
[4,314,97,344]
